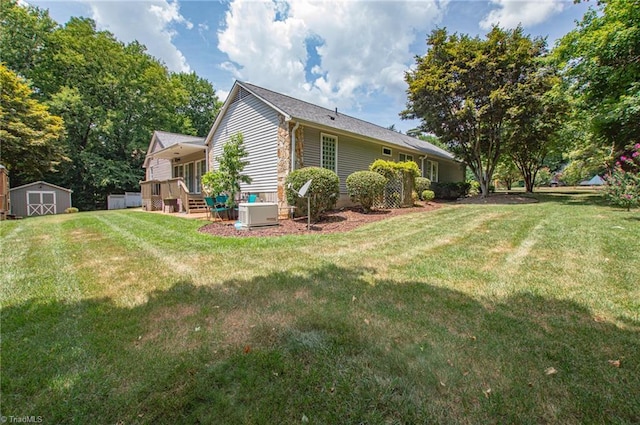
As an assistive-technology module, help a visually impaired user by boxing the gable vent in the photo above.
[232,87,251,104]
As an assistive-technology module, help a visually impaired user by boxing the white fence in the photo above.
[108,192,142,210]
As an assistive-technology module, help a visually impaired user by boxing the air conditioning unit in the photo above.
[238,202,279,228]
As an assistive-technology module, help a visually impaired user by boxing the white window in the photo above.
[195,160,206,194]
[321,133,338,173]
[382,146,392,157]
[399,153,414,162]
[425,160,439,182]
[173,164,184,179]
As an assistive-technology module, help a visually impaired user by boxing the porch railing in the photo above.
[140,178,191,213]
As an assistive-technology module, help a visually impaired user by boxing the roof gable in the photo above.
[153,131,205,148]
[144,131,205,168]
[10,181,73,193]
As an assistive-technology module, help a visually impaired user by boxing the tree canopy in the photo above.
[504,64,569,192]
[0,0,221,209]
[555,0,640,153]
[403,26,548,196]
[0,64,66,187]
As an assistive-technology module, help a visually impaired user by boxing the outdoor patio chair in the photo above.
[204,197,215,220]
[247,194,258,203]
[212,194,229,221]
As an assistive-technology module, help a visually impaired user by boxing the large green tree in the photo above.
[172,72,223,137]
[555,0,640,153]
[504,65,569,192]
[42,17,191,209]
[1,1,221,210]
[0,0,57,88]
[403,26,547,196]
[0,64,66,187]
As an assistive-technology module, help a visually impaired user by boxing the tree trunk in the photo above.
[479,177,490,197]
[522,167,535,193]
[524,179,534,193]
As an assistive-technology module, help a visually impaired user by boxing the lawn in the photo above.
[1,192,638,424]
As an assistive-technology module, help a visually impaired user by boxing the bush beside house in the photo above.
[431,182,471,200]
[346,171,386,213]
[286,167,339,220]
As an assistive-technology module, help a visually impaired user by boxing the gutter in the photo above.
[290,121,300,173]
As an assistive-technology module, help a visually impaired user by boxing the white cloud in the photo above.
[480,0,565,30]
[217,0,446,112]
[86,0,192,72]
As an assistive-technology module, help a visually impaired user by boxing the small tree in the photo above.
[493,157,522,190]
[216,132,252,207]
[200,170,225,197]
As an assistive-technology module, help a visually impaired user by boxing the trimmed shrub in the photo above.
[286,167,339,220]
[346,171,386,213]
[421,190,435,202]
[369,159,420,207]
[415,177,431,199]
[430,182,471,200]
[65,207,79,214]
[370,159,420,179]
[468,180,480,196]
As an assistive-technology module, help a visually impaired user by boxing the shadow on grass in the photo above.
[2,265,639,424]
[531,191,610,207]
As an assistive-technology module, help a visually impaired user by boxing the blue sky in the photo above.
[27,0,591,133]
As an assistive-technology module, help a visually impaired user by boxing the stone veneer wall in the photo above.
[276,115,291,218]
[276,119,306,218]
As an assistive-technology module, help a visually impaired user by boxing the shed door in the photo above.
[27,191,56,216]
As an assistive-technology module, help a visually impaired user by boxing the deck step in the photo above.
[188,197,207,214]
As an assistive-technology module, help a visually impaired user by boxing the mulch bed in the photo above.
[198,203,440,237]
[197,194,537,238]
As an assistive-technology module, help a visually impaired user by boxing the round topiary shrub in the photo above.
[421,190,435,202]
[346,171,386,213]
[286,167,339,220]
[415,177,431,199]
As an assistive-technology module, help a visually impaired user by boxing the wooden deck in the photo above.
[140,178,208,214]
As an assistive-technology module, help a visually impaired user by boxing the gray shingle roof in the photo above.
[154,131,205,148]
[238,81,457,161]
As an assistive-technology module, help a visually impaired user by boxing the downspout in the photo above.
[290,121,300,173]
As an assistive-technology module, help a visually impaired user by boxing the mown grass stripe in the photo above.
[94,214,199,282]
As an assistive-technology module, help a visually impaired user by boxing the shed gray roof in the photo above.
[10,181,73,193]
[238,81,457,161]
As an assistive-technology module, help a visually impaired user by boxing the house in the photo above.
[9,181,72,217]
[140,131,208,213]
[206,81,464,217]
